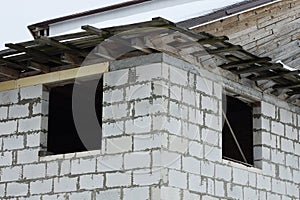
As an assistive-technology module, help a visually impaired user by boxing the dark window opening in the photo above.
[222,94,254,166]
[47,78,103,155]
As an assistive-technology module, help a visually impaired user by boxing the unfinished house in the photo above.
[0,0,299,199]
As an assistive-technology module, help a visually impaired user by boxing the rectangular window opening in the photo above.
[44,76,103,155]
[222,93,258,167]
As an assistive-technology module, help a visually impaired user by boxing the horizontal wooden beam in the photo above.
[197,36,229,45]
[207,45,243,54]
[0,62,109,91]
[0,57,27,70]
[0,66,20,79]
[251,70,300,81]
[234,63,282,74]
[36,36,86,57]
[220,57,272,69]
[5,43,64,65]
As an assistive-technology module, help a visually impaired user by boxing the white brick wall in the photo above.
[0,55,298,200]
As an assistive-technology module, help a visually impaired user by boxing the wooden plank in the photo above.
[0,62,109,91]
[197,36,229,45]
[251,70,300,81]
[0,66,20,79]
[207,45,243,54]
[220,57,272,69]
[28,61,50,73]
[36,36,86,57]
[0,57,27,70]
[234,63,282,74]
[5,43,64,65]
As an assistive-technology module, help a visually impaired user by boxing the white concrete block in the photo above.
[18,117,42,132]
[201,128,219,146]
[261,102,276,118]
[0,107,7,120]
[202,96,218,113]
[104,69,128,87]
[188,107,203,125]
[9,104,29,119]
[169,135,188,154]
[285,154,298,169]
[20,85,43,99]
[152,150,181,170]
[215,180,225,196]
[30,179,52,194]
[279,109,292,124]
[183,156,200,174]
[106,136,132,154]
[124,151,151,169]
[59,160,71,176]
[204,145,221,162]
[69,192,92,200]
[1,166,22,182]
[227,184,243,200]
[196,76,213,95]
[271,179,285,194]
[126,83,152,100]
[189,141,203,159]
[244,187,259,200]
[103,121,124,138]
[182,89,199,107]
[125,116,151,134]
[103,103,127,120]
[271,149,285,164]
[46,162,59,177]
[0,89,19,105]
[95,189,121,200]
[170,67,188,86]
[201,160,214,177]
[286,182,299,198]
[106,172,131,187]
[97,154,123,172]
[17,149,39,164]
[215,164,232,181]
[133,169,161,185]
[281,138,294,152]
[6,183,28,197]
[103,88,124,103]
[168,169,187,189]
[0,120,17,135]
[136,63,162,81]
[26,133,40,147]
[170,85,182,101]
[256,174,271,190]
[54,177,77,193]
[23,163,46,179]
[189,174,206,193]
[165,117,182,136]
[123,187,149,200]
[271,121,284,136]
[285,125,297,140]
[161,187,181,200]
[3,135,24,150]
[278,165,292,181]
[232,168,248,185]
[0,151,12,166]
[134,133,161,151]
[182,122,200,140]
[71,158,96,174]
[79,174,104,190]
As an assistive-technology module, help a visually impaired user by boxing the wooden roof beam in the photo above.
[234,63,282,74]
[36,36,86,57]
[0,65,20,79]
[251,70,300,81]
[0,57,27,70]
[5,43,65,65]
[220,57,272,69]
[197,36,229,45]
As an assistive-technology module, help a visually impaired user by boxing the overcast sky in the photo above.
[0,0,128,50]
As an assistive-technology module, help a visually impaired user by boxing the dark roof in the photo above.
[1,18,300,104]
[178,0,278,28]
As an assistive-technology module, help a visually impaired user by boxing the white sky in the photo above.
[0,0,127,50]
